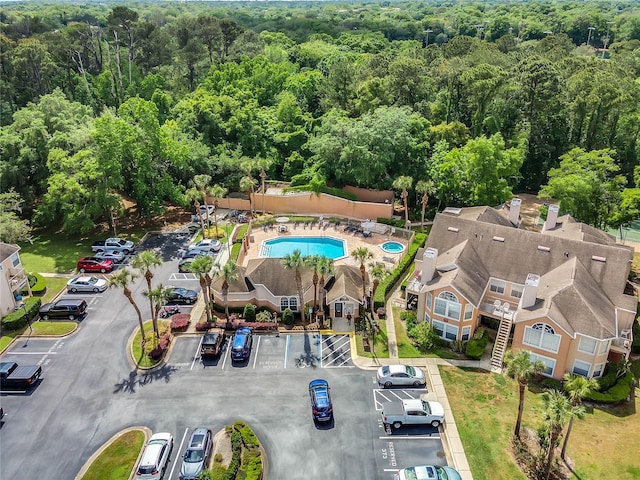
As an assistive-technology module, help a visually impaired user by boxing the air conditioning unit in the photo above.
[621,329,631,339]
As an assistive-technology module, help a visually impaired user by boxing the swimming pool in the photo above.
[380,241,405,254]
[261,236,347,259]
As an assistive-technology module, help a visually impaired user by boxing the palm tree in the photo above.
[561,373,598,459]
[185,186,206,237]
[210,184,228,238]
[281,249,306,324]
[351,247,373,304]
[368,263,389,314]
[131,250,163,337]
[541,390,574,480]
[143,283,173,331]
[189,255,217,324]
[317,256,335,326]
[392,175,413,228]
[217,261,239,320]
[415,179,434,231]
[256,157,273,214]
[504,349,545,439]
[108,269,145,342]
[305,255,321,319]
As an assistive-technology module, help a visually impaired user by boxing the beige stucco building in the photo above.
[406,201,636,380]
[0,243,29,317]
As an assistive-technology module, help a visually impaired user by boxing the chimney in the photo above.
[519,273,540,309]
[421,248,438,283]
[509,198,521,226]
[543,204,559,232]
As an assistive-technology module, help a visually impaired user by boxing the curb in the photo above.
[74,426,151,480]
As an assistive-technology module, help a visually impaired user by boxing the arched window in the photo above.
[523,322,561,353]
[289,296,298,311]
[280,297,289,312]
[433,291,461,320]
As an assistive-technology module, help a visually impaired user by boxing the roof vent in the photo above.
[443,207,462,216]
[447,227,459,233]
[537,245,551,252]
[492,236,505,242]
[591,255,606,263]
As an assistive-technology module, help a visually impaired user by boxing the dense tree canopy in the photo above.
[0,1,638,233]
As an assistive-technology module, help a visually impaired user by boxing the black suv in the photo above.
[39,299,88,320]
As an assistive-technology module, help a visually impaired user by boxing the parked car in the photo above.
[189,239,222,252]
[181,249,213,260]
[94,249,125,263]
[77,257,114,273]
[135,432,174,480]
[230,327,253,361]
[377,364,426,388]
[91,237,135,254]
[0,362,42,390]
[67,276,108,293]
[201,328,225,357]
[39,299,88,320]
[309,379,333,422]
[179,427,212,480]
[166,287,198,304]
[381,398,445,429]
[396,465,462,480]
[178,257,195,273]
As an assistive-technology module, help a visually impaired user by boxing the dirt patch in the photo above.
[516,193,547,231]
[211,428,233,468]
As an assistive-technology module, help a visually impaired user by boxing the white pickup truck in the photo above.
[191,205,215,225]
[381,398,445,429]
[91,237,135,254]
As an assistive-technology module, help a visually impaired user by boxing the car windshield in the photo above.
[406,366,416,376]
[88,278,98,284]
[402,466,441,480]
[184,448,203,463]
[381,366,390,375]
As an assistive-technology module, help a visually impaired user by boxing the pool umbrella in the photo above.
[276,216,290,223]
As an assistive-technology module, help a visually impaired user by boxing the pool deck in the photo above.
[243,223,409,269]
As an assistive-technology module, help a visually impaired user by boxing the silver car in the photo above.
[94,249,125,262]
[180,427,212,479]
[396,465,462,480]
[66,276,108,293]
[135,432,174,480]
[377,364,426,388]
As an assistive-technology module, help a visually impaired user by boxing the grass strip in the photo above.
[80,430,145,480]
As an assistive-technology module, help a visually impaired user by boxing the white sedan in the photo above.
[94,250,125,262]
[396,465,462,480]
[377,364,426,388]
[189,239,222,252]
[67,276,108,293]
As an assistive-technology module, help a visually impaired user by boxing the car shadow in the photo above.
[201,355,224,367]
[0,379,43,396]
[230,358,250,368]
[386,424,439,436]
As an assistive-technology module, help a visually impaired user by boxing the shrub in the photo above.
[541,378,563,390]
[24,272,46,295]
[473,327,486,340]
[465,336,488,359]
[282,308,294,325]
[256,310,272,323]
[243,304,256,322]
[410,322,439,351]
[586,371,635,403]
[222,429,242,480]
[450,340,466,353]
[1,297,41,330]
[170,314,190,331]
[196,322,214,331]
[373,233,426,309]
[376,307,386,318]
[376,217,406,228]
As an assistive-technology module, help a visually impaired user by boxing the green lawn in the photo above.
[80,430,145,480]
[0,320,76,353]
[441,364,640,480]
[393,306,459,359]
[355,320,389,358]
[41,277,69,303]
[131,321,167,368]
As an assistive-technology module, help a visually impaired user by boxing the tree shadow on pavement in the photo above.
[113,364,178,394]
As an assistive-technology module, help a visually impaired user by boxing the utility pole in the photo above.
[602,21,615,58]
[424,29,433,47]
[587,26,595,47]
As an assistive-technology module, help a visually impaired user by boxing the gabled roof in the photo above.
[542,215,618,246]
[326,265,367,304]
[0,243,20,263]
[427,211,633,303]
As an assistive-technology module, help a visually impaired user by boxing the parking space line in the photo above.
[284,335,290,368]
[221,342,229,370]
[190,336,204,370]
[4,351,57,355]
[388,390,408,401]
[168,427,189,479]
[378,436,441,440]
[252,336,261,369]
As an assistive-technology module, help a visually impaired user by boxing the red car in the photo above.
[77,257,114,273]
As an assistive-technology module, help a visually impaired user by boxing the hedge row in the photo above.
[24,272,46,295]
[376,217,407,228]
[285,184,358,201]
[586,371,635,403]
[1,297,42,331]
[373,233,427,310]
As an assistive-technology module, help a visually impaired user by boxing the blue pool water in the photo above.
[381,241,405,254]
[262,237,346,259]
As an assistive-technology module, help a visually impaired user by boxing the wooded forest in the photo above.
[1,0,639,235]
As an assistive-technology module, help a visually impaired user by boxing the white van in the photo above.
[135,432,174,480]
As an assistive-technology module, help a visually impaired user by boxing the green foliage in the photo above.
[284,184,358,200]
[0,189,32,243]
[27,272,47,295]
[235,421,259,448]
[466,329,489,359]
[1,297,41,330]
[376,217,406,229]
[222,429,242,480]
[585,371,635,403]
[373,233,426,309]
[410,322,440,351]
[243,303,256,322]
[282,307,294,325]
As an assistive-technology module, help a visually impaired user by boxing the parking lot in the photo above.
[1,229,453,480]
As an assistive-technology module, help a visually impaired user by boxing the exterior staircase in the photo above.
[490,315,513,370]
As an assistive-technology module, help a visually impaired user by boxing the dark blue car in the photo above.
[309,379,333,422]
[230,328,253,362]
